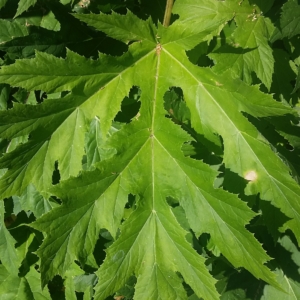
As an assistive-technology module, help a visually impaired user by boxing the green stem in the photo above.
[163,0,174,27]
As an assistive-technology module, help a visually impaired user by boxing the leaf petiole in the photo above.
[163,0,174,27]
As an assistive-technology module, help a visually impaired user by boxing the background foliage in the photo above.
[0,0,300,299]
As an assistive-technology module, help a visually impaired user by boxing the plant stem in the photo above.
[163,0,174,27]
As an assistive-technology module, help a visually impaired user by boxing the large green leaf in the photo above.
[25,9,292,297]
[0,1,300,299]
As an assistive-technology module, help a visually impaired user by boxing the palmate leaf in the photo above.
[0,2,300,299]
[32,83,274,298]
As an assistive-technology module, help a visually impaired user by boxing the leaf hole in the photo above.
[52,161,61,185]
[123,194,137,221]
[114,86,141,123]
[48,275,65,299]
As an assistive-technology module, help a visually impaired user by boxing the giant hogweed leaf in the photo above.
[31,12,288,295]
[0,5,299,299]
[32,65,276,298]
